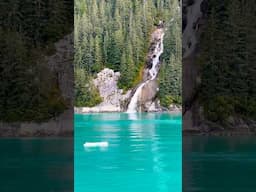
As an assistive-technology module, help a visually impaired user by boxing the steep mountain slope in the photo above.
[0,0,73,122]
[75,0,182,111]
[183,0,256,133]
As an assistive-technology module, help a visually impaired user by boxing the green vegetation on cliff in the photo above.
[198,0,256,122]
[75,0,181,107]
[0,0,73,122]
[159,14,182,107]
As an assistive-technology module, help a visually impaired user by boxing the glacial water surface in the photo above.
[75,113,182,192]
[183,136,256,192]
[0,138,73,191]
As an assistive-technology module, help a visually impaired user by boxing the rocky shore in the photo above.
[183,117,256,136]
[75,106,181,114]
[75,105,121,113]
[76,67,183,114]
[0,110,73,137]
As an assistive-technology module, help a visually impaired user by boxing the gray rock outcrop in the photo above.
[182,0,208,130]
[0,34,74,136]
[93,68,124,107]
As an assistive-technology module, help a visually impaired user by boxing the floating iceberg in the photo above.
[83,142,109,148]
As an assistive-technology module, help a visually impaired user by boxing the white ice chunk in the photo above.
[83,142,109,148]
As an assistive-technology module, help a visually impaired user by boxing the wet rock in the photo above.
[140,80,158,103]
[147,100,162,112]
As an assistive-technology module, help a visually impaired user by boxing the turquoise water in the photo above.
[183,136,256,192]
[75,113,182,192]
[0,138,73,191]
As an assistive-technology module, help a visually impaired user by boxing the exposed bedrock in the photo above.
[182,0,208,129]
[140,80,158,103]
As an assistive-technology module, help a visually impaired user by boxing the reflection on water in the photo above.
[183,136,256,192]
[0,138,73,192]
[75,113,181,192]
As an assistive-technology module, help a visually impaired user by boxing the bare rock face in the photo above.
[133,80,160,112]
[46,33,74,135]
[75,68,133,113]
[47,33,74,104]
[93,68,121,106]
[182,0,207,58]
[182,0,208,129]
[140,80,158,103]
[92,68,131,111]
[146,100,162,112]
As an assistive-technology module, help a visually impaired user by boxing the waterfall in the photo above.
[127,82,146,113]
[149,32,165,80]
[127,27,165,113]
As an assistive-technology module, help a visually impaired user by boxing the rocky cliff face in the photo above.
[93,68,130,110]
[140,79,161,112]
[182,0,208,130]
[1,34,74,136]
[75,68,131,113]
[182,0,256,134]
[47,33,74,104]
[182,0,207,58]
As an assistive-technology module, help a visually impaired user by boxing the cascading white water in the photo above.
[149,32,165,80]
[127,82,146,113]
[127,28,165,113]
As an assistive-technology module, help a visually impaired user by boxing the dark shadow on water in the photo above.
[0,138,73,192]
[183,136,256,192]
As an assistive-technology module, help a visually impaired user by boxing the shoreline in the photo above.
[74,106,182,114]
[183,127,256,136]
[0,110,73,137]
[183,130,256,136]
[74,105,182,114]
[2,108,255,137]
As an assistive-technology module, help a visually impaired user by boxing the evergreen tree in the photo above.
[74,0,181,107]
[197,0,256,122]
[0,0,73,122]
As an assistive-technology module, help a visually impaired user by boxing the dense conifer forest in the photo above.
[197,0,256,123]
[0,0,73,122]
[75,0,182,108]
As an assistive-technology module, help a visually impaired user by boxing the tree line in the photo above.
[75,0,181,107]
